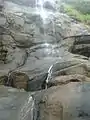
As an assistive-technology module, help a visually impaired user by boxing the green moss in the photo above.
[64,5,90,25]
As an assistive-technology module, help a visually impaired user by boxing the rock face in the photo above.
[69,35,90,57]
[38,82,90,120]
[47,74,90,87]
[46,59,88,83]
[28,73,48,91]
[6,0,36,7]
[0,0,90,91]
[0,0,90,120]
[43,1,56,11]
[0,0,67,90]
[9,72,29,90]
[0,14,6,25]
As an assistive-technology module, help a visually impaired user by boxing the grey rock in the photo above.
[0,16,6,25]
[0,86,34,120]
[47,74,90,87]
[43,1,56,11]
[11,32,34,48]
[25,13,43,26]
[70,35,90,57]
[46,60,88,83]
[13,16,24,27]
[9,71,29,90]
[1,1,90,120]
[28,73,48,91]
[38,82,90,120]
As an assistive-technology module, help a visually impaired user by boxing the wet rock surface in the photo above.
[69,35,90,57]
[0,0,90,120]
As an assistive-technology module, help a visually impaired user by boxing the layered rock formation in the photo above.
[0,0,90,120]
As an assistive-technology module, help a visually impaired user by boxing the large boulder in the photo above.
[46,60,88,83]
[60,63,87,75]
[10,32,34,48]
[28,73,48,91]
[38,82,90,120]
[69,35,90,57]
[9,72,29,90]
[0,86,34,120]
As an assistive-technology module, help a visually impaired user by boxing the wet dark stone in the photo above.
[71,47,90,57]
[74,35,90,45]
[69,35,90,57]
[43,1,56,11]
[28,73,48,91]
[0,75,8,85]
[78,111,89,117]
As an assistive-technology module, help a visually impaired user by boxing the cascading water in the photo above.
[35,0,61,90]
[35,0,50,49]
[35,0,57,52]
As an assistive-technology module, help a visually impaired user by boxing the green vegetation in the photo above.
[63,0,90,14]
[64,5,90,24]
[62,0,90,25]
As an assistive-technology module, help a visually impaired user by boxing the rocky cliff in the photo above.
[0,0,90,120]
